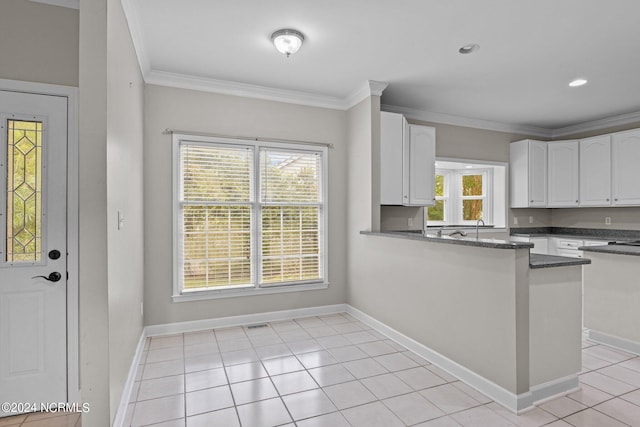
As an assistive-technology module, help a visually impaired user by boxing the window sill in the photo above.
[172,282,330,302]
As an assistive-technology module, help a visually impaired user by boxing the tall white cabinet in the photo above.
[380,111,435,206]
[580,135,611,206]
[547,141,579,207]
[510,139,547,208]
[612,129,640,205]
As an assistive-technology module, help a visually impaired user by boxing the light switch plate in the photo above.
[118,210,125,230]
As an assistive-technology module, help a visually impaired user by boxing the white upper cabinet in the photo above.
[580,135,611,206]
[547,140,579,207]
[510,140,547,207]
[380,111,435,206]
[612,129,640,205]
[406,124,436,205]
[380,111,405,205]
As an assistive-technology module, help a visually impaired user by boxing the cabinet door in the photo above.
[547,141,579,207]
[406,125,435,206]
[580,135,611,206]
[612,130,640,205]
[528,141,547,207]
[380,112,405,204]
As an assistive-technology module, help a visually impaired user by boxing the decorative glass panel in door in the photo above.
[5,120,43,263]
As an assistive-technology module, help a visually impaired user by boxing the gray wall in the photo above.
[143,85,348,326]
[106,0,145,421]
[0,0,78,86]
[79,0,110,424]
[79,0,145,424]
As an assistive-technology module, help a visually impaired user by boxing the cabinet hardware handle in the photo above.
[615,198,619,201]
[606,198,610,201]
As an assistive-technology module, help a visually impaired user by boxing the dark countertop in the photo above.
[361,230,533,249]
[529,254,591,269]
[580,244,640,257]
[510,227,640,242]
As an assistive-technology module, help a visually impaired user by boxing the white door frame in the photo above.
[0,78,79,404]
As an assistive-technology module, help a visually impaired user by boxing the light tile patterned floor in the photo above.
[5,314,638,427]
[119,314,640,426]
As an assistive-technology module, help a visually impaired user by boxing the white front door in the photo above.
[0,90,68,415]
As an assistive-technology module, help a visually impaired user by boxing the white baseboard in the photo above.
[530,375,579,404]
[345,305,536,413]
[589,330,640,356]
[112,330,148,427]
[144,304,347,337]
[115,302,580,421]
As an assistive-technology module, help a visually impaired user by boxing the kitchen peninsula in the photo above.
[356,231,589,413]
[582,244,640,355]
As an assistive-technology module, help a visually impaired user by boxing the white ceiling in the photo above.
[123,0,640,136]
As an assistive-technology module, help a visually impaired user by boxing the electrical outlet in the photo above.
[408,218,413,227]
[513,217,518,225]
[529,216,534,224]
[605,217,612,225]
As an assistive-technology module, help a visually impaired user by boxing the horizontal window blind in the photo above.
[260,149,322,284]
[175,137,327,295]
[180,144,253,289]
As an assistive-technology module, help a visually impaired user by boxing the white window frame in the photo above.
[426,168,493,226]
[426,169,450,226]
[172,133,329,302]
[457,169,492,225]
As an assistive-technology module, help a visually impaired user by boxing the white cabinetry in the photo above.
[580,135,612,206]
[612,129,640,206]
[380,111,435,206]
[547,141,579,207]
[510,140,547,207]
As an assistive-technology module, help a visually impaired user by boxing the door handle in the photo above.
[32,272,62,282]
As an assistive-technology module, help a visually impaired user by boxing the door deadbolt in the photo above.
[48,249,61,260]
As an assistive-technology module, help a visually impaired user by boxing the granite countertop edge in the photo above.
[529,254,591,269]
[360,230,533,249]
[579,245,640,257]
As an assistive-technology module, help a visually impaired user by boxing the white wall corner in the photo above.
[112,331,148,427]
[120,0,152,77]
[344,80,389,110]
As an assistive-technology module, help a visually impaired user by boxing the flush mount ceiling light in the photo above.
[271,29,304,58]
[458,43,480,54]
[569,78,588,87]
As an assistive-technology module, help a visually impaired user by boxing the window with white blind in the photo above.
[173,134,328,300]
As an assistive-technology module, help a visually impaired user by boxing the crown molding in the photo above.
[146,70,356,110]
[382,104,553,138]
[29,0,78,8]
[343,80,389,109]
[551,110,640,138]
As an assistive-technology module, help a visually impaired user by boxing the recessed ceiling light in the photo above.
[465,165,474,168]
[458,44,480,54]
[569,78,588,87]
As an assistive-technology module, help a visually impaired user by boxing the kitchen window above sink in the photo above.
[426,159,507,229]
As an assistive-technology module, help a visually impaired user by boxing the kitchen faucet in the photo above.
[476,218,485,239]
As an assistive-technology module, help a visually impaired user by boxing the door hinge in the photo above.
[66,271,69,280]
